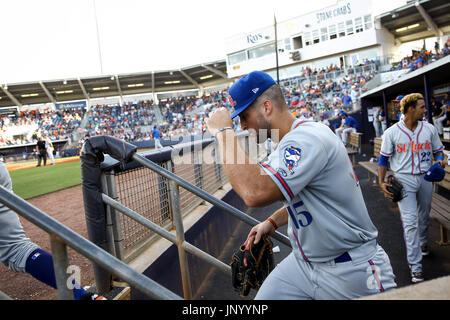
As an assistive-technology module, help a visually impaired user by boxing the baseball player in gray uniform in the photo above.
[378,93,445,283]
[206,70,396,299]
[0,161,101,300]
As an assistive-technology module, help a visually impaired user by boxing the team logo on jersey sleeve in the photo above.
[283,146,302,174]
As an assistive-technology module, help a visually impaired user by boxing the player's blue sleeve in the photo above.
[378,155,389,167]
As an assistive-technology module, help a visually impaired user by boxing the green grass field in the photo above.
[9,161,82,199]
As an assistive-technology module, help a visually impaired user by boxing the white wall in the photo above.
[225,0,381,78]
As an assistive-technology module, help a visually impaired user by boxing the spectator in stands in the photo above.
[341,91,352,108]
[335,111,358,146]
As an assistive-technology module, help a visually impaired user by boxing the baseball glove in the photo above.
[386,175,404,202]
[230,234,275,296]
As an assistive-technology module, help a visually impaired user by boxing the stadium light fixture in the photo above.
[127,83,144,88]
[164,81,180,85]
[92,86,110,91]
[395,23,420,33]
[56,90,74,94]
[21,93,39,97]
[200,75,213,80]
[63,80,67,85]
[407,23,420,29]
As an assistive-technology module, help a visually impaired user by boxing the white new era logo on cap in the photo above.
[252,88,259,94]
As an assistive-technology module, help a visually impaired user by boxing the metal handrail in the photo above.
[0,184,182,300]
[0,290,12,300]
[131,153,291,247]
[101,193,231,275]
[98,151,291,299]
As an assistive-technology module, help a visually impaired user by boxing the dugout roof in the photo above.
[377,0,450,44]
[359,54,450,100]
[0,59,229,108]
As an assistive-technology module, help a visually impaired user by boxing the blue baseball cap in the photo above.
[424,163,446,182]
[228,71,276,119]
[393,95,404,102]
[339,111,347,117]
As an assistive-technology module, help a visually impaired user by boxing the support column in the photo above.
[423,73,433,124]
[382,90,390,127]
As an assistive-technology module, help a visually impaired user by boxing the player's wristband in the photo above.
[214,126,234,138]
[267,217,278,230]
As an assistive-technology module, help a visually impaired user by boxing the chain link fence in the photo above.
[102,138,234,262]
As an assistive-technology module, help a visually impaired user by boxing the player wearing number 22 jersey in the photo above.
[380,112,443,282]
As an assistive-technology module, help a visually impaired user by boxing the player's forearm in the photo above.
[269,206,288,229]
[216,130,262,199]
[378,165,387,185]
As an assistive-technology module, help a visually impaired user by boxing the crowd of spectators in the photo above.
[0,108,84,147]
[155,92,228,140]
[0,61,378,150]
[389,40,450,73]
[82,100,156,142]
[281,64,378,122]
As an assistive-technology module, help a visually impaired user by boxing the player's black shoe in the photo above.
[421,245,429,256]
[410,271,424,283]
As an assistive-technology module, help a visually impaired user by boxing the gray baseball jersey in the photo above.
[380,120,444,174]
[379,120,443,274]
[0,161,39,272]
[260,119,378,263]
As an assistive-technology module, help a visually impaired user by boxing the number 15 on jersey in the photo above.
[287,200,313,229]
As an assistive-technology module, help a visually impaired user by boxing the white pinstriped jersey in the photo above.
[260,119,378,263]
[380,120,444,174]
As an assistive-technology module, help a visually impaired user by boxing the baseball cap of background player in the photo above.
[424,163,446,182]
[339,110,347,117]
[392,95,404,102]
[229,71,276,119]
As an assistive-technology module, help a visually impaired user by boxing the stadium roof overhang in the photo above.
[0,59,229,108]
[377,0,450,44]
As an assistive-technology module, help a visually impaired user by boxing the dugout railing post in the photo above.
[104,170,125,261]
[168,179,193,300]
